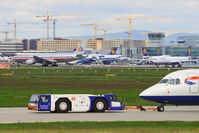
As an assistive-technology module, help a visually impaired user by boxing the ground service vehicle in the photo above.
[28,94,125,113]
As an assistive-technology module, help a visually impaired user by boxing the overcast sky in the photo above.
[0,0,198,40]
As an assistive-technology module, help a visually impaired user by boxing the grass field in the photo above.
[0,68,176,107]
[0,121,199,133]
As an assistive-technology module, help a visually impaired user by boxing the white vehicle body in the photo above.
[28,94,124,113]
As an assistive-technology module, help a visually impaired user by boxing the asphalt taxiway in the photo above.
[1,106,199,123]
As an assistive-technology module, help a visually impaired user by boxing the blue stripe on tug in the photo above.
[89,95,124,111]
[89,96,111,111]
[140,96,199,105]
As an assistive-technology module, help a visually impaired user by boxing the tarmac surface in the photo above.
[1,106,199,123]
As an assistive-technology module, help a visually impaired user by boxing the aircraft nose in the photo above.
[139,90,147,97]
[139,88,153,101]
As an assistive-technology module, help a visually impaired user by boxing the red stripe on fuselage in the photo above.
[12,58,74,60]
[185,76,199,81]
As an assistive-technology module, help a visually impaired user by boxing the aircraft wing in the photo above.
[33,56,57,64]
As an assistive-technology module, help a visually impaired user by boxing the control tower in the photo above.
[148,32,165,47]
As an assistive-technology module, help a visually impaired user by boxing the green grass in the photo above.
[0,68,175,76]
[0,121,199,133]
[0,68,177,107]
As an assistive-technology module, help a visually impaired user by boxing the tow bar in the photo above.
[125,105,157,111]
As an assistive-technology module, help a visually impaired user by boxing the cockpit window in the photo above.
[159,79,169,84]
[159,78,180,85]
[167,79,175,85]
[176,79,180,85]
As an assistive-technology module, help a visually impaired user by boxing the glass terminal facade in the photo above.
[143,46,199,57]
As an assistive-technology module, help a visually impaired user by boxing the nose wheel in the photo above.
[157,105,164,112]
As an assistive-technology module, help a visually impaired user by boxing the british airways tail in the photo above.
[142,47,149,56]
[185,46,191,56]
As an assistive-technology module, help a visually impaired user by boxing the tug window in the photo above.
[40,96,50,103]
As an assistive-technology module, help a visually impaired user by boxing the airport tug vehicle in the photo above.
[28,94,125,112]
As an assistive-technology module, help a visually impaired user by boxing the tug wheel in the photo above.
[157,106,164,112]
[92,98,107,112]
[56,99,71,113]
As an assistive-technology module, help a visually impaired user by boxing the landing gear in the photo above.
[157,105,165,112]
[52,63,58,67]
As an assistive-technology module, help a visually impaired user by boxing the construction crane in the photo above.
[0,31,14,39]
[116,14,168,40]
[49,18,80,40]
[36,11,83,40]
[81,23,126,39]
[0,30,42,40]
[7,20,43,41]
[96,28,126,40]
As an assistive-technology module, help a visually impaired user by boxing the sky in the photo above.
[0,0,199,40]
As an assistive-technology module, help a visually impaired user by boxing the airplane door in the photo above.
[187,73,199,94]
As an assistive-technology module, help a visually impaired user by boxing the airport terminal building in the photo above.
[0,40,23,55]
[0,36,197,57]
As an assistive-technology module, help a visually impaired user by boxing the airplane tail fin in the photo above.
[142,47,149,56]
[109,46,121,55]
[73,40,87,54]
[73,46,83,54]
[185,46,191,56]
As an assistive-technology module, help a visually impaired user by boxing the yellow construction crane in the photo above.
[96,28,126,40]
[7,20,43,41]
[81,23,126,39]
[116,14,168,40]
[36,11,83,40]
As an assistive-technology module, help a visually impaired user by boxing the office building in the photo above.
[0,40,23,54]
[22,39,40,50]
[177,36,199,46]
[37,39,82,51]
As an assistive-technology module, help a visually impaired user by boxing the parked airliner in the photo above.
[12,47,83,66]
[139,69,199,112]
[139,46,197,67]
[68,47,121,65]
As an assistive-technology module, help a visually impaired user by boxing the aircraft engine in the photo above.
[47,59,57,63]
[26,59,35,65]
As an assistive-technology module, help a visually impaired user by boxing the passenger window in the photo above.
[176,79,180,85]
[167,79,174,85]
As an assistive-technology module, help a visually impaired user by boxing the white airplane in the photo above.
[0,56,12,62]
[68,47,122,65]
[12,47,84,66]
[139,69,199,112]
[139,46,197,67]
